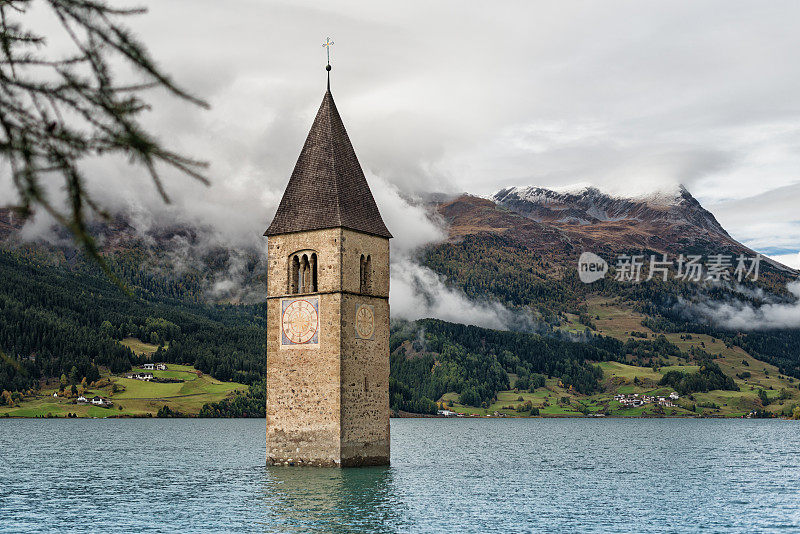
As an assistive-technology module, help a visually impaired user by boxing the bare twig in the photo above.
[0,0,209,287]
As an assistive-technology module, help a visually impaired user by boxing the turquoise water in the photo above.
[1,418,798,533]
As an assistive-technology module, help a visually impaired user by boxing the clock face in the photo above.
[355,304,375,340]
[281,298,319,346]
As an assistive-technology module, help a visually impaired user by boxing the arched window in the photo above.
[359,255,367,293]
[289,255,300,294]
[365,255,372,293]
[360,254,372,294]
[288,250,318,294]
[310,253,318,292]
[301,254,310,293]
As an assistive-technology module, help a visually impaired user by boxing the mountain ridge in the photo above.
[434,185,798,276]
[492,184,729,236]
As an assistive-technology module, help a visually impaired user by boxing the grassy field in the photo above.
[0,363,246,418]
[438,300,800,418]
[597,361,662,381]
[120,337,161,357]
[149,369,198,381]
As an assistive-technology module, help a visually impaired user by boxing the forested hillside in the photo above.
[389,319,607,413]
[0,247,265,395]
[421,232,800,381]
[386,318,732,413]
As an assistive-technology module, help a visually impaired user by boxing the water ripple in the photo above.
[0,418,799,532]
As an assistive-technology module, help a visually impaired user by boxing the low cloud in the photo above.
[374,177,522,330]
[370,175,544,332]
[769,252,800,270]
[203,249,264,304]
[10,164,543,327]
[390,257,540,331]
[683,280,800,330]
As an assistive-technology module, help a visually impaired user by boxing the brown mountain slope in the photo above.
[437,188,776,266]
[429,186,796,303]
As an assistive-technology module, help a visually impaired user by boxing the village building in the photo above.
[126,373,154,381]
[264,62,391,467]
[615,393,676,408]
[142,363,155,370]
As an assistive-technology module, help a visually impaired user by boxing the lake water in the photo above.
[1,418,798,533]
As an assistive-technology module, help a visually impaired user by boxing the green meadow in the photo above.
[0,357,245,418]
[437,300,800,419]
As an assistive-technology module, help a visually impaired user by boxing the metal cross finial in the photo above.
[322,37,334,67]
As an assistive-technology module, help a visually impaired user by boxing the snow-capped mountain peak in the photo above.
[491,184,728,236]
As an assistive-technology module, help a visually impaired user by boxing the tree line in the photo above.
[389,319,630,413]
[0,247,265,394]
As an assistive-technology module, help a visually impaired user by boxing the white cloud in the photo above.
[768,252,800,270]
[367,174,445,255]
[370,177,533,330]
[690,281,800,330]
[391,258,511,329]
[3,0,800,276]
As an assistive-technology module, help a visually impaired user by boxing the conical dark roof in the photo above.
[265,90,392,238]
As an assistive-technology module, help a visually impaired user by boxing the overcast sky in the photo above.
[6,1,800,268]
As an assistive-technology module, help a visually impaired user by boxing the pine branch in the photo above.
[0,0,210,287]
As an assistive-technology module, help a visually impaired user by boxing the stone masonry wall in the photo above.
[266,293,342,466]
[267,228,342,296]
[266,230,343,466]
[266,228,390,467]
[340,293,390,466]
[339,229,390,465]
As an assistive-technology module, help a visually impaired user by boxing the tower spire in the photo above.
[322,37,334,92]
[265,60,392,239]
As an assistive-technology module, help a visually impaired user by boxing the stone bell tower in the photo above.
[264,66,392,467]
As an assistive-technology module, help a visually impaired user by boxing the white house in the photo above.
[142,363,155,370]
[127,373,153,381]
[437,410,456,417]
[52,392,58,397]
[618,395,645,407]
[91,396,105,405]
[77,395,87,403]
[669,392,680,400]
[155,363,167,371]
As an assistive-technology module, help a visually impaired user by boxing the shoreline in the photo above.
[2,413,791,420]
